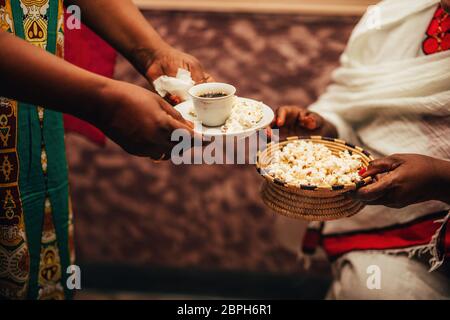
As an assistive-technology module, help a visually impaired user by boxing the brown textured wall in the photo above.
[66,11,357,274]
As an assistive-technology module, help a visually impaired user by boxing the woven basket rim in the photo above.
[256,135,374,192]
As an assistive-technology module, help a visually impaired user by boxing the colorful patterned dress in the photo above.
[0,0,74,300]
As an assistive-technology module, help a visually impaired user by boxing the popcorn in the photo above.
[265,140,363,187]
[221,99,264,133]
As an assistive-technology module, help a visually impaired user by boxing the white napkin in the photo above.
[153,68,195,102]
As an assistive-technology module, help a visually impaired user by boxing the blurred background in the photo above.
[66,0,377,300]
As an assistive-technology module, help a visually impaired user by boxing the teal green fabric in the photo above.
[11,0,71,299]
[43,108,71,299]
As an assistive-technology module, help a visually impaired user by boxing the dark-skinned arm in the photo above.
[0,30,108,122]
[64,0,212,84]
[0,30,192,158]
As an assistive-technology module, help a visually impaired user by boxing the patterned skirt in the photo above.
[0,0,74,300]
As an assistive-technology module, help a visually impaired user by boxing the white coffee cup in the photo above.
[188,83,236,127]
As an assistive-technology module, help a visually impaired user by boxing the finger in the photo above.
[166,116,195,136]
[271,109,279,127]
[301,112,323,131]
[301,115,317,130]
[158,97,191,126]
[266,127,273,139]
[276,107,291,127]
[146,63,165,82]
[189,62,206,84]
[148,144,173,161]
[285,108,300,129]
[162,62,180,78]
[277,106,301,127]
[313,113,324,128]
[127,136,172,158]
[297,109,309,126]
[283,108,300,133]
[157,95,194,129]
[204,73,215,83]
[354,174,395,202]
[157,148,173,161]
[362,156,402,178]
[165,94,183,106]
[167,117,203,142]
[148,147,166,160]
[271,116,278,128]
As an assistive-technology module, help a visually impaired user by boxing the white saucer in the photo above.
[175,97,274,138]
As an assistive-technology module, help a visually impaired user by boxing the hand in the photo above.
[97,80,194,159]
[145,45,214,86]
[353,154,450,208]
[270,105,338,139]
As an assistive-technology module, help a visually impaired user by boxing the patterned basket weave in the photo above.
[256,136,374,221]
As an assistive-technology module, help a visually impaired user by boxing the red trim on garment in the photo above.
[321,212,448,260]
[302,229,321,254]
[301,211,449,260]
[444,218,450,257]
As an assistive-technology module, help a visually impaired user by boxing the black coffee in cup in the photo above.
[198,92,227,98]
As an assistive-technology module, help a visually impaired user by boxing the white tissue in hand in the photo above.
[153,68,195,101]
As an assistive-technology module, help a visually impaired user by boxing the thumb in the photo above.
[146,62,165,83]
[189,62,206,84]
[354,172,395,202]
[158,96,193,128]
[362,156,403,178]
[299,113,317,130]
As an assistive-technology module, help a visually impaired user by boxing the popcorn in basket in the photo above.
[256,136,374,221]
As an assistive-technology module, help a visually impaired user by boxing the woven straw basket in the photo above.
[256,136,374,221]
